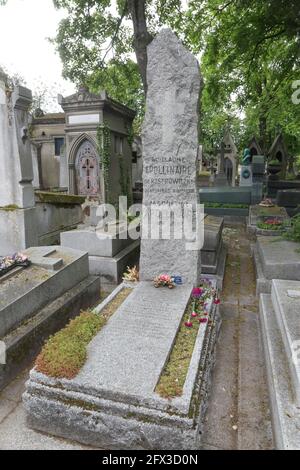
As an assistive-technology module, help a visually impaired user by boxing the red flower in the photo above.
[214,298,220,305]
[185,321,193,328]
[199,318,208,323]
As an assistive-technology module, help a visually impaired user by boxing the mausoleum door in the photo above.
[225,158,233,184]
[75,141,100,196]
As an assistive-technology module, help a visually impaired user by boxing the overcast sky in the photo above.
[0,0,75,109]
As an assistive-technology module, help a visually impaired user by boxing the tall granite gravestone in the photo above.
[139,29,202,285]
[0,68,37,254]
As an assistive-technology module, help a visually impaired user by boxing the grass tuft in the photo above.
[156,298,208,398]
[35,288,132,379]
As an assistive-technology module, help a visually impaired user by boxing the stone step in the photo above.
[259,293,300,449]
[271,279,300,406]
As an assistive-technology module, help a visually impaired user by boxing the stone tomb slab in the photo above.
[257,236,300,281]
[271,279,300,406]
[70,282,192,396]
[61,223,139,258]
[24,280,221,449]
[0,245,100,391]
[0,246,89,338]
[259,293,300,449]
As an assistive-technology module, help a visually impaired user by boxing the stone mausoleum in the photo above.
[31,87,136,205]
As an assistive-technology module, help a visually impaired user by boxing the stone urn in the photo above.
[267,160,282,176]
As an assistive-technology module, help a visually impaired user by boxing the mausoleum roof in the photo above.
[61,88,136,120]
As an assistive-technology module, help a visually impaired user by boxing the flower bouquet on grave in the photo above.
[153,274,175,289]
[0,253,30,277]
[184,280,220,328]
[14,252,30,267]
[259,198,274,208]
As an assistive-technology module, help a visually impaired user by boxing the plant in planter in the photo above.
[284,214,300,242]
[257,217,284,231]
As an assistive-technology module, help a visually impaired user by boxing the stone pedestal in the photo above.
[240,165,253,186]
[61,223,140,285]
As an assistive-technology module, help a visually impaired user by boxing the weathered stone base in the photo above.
[201,244,227,290]
[24,281,221,450]
[0,207,37,254]
[252,243,272,295]
[201,215,226,289]
[0,276,100,392]
[61,225,140,286]
[259,280,300,449]
[89,240,140,285]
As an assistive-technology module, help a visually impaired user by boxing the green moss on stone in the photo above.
[35,288,132,379]
[35,191,85,206]
[0,204,20,211]
[205,202,249,209]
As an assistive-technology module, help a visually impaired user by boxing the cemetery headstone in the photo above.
[139,29,202,284]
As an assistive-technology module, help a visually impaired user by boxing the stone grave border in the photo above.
[24,278,221,449]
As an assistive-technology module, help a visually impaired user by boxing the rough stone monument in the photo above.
[24,30,220,450]
[139,29,202,285]
[0,68,37,253]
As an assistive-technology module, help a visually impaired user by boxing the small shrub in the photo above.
[284,214,300,243]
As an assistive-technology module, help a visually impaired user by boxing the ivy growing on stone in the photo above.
[97,121,111,201]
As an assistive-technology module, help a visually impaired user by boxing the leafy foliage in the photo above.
[284,214,300,243]
[1,1,299,155]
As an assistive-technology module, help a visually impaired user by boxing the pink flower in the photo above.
[192,287,203,298]
[214,298,220,305]
[159,274,171,283]
[185,321,193,328]
[199,318,208,323]
[191,312,198,317]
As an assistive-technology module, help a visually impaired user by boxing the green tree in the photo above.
[185,0,300,154]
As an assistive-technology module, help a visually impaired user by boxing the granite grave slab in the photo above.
[259,280,300,449]
[0,246,100,390]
